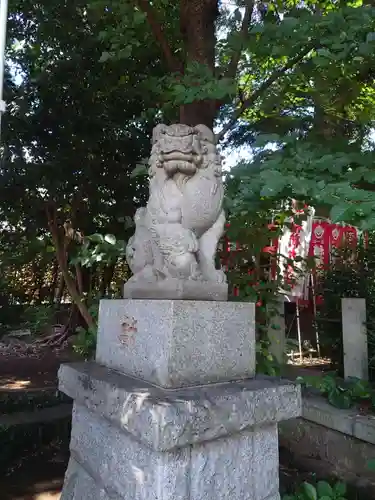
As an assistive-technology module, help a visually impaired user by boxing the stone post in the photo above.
[58,124,301,500]
[268,299,286,365]
[342,298,368,380]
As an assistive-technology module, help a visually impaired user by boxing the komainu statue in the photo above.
[124,124,227,300]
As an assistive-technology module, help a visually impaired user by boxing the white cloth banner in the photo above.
[277,206,315,299]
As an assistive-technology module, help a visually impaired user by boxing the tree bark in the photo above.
[46,203,96,330]
[50,259,59,303]
[55,272,65,304]
[179,0,219,128]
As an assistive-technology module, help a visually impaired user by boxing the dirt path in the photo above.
[0,347,79,391]
[1,436,69,499]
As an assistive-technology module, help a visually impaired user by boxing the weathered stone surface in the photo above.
[354,416,375,445]
[58,361,301,451]
[64,403,281,500]
[190,425,279,500]
[342,298,368,380]
[61,458,116,500]
[124,124,227,297]
[69,404,190,500]
[303,395,355,436]
[280,417,375,497]
[96,299,255,388]
[302,393,375,446]
[123,278,228,301]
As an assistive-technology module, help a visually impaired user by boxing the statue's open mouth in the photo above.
[161,152,200,178]
[161,151,202,165]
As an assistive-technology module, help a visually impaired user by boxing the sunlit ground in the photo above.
[287,356,331,367]
[8,480,63,500]
[0,378,32,390]
[33,493,60,500]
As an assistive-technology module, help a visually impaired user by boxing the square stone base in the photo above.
[62,459,281,500]
[63,405,281,500]
[59,362,301,500]
[96,299,255,388]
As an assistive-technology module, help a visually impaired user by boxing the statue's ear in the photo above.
[194,125,214,143]
[152,124,166,145]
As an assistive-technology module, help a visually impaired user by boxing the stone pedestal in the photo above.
[59,299,301,500]
[96,299,256,388]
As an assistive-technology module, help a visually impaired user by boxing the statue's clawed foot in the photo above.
[198,210,226,283]
[213,269,226,284]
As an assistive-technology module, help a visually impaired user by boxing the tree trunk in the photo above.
[46,204,96,330]
[55,272,65,304]
[179,0,219,128]
[103,263,116,296]
[50,259,59,303]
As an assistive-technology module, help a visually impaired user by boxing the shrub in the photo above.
[316,232,375,380]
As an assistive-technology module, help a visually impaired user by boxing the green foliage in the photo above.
[227,1,375,230]
[72,301,99,358]
[283,481,347,500]
[316,233,375,379]
[73,324,97,359]
[297,374,375,411]
[71,233,127,268]
[225,172,312,355]
[3,0,375,336]
[256,339,281,376]
[229,141,375,230]
[20,304,56,335]
[1,0,155,312]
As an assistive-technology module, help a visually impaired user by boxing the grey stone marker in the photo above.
[59,123,301,500]
[342,297,368,381]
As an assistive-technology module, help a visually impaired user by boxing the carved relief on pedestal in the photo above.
[119,316,138,346]
[124,124,227,298]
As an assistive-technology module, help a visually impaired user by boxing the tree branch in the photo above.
[45,203,96,330]
[135,0,182,73]
[216,44,315,142]
[225,0,255,79]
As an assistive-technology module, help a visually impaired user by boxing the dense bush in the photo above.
[316,232,375,380]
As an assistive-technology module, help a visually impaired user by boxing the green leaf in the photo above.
[333,482,346,496]
[313,56,330,67]
[254,134,280,147]
[104,234,116,245]
[327,389,352,409]
[131,162,148,178]
[99,51,111,63]
[317,48,332,59]
[88,234,104,243]
[330,204,349,223]
[250,24,263,33]
[367,459,375,471]
[233,8,242,22]
[316,481,333,497]
[283,17,299,27]
[133,10,146,25]
[301,482,317,500]
[366,32,375,43]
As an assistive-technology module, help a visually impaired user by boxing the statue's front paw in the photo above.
[214,269,227,284]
